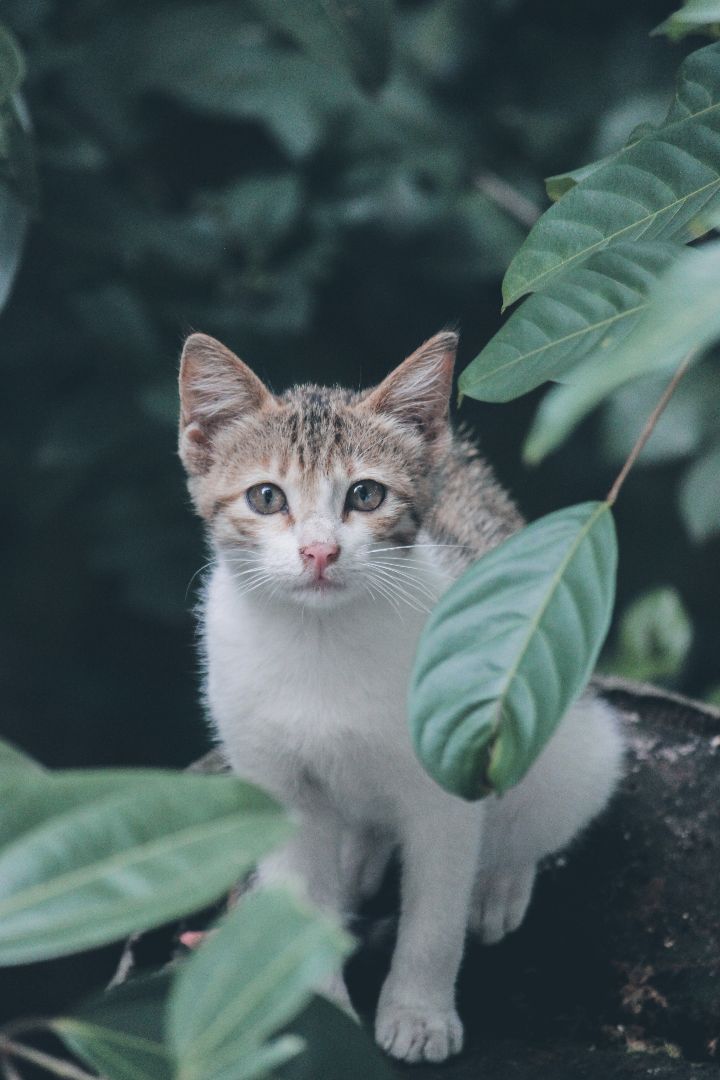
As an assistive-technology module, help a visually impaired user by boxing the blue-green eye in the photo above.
[346,480,386,512]
[246,483,287,515]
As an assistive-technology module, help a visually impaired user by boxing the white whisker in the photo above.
[371,563,440,604]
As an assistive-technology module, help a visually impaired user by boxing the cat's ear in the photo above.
[178,333,273,474]
[364,331,457,441]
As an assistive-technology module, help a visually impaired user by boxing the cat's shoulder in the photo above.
[423,429,524,575]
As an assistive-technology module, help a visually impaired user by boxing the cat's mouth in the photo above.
[295,577,343,592]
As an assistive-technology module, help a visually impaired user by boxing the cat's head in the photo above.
[178,331,456,608]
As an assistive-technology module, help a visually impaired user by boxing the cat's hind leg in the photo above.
[468,694,623,945]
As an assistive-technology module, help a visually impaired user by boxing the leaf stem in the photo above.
[0,1039,100,1080]
[606,350,695,506]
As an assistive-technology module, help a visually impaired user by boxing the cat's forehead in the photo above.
[276,384,362,469]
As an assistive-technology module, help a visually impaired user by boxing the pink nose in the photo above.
[300,542,340,578]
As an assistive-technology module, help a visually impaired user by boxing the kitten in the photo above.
[178,330,624,1064]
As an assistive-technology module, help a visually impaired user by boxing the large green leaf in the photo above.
[524,238,720,463]
[679,440,720,540]
[53,974,174,1080]
[654,0,720,41]
[409,502,617,798]
[502,42,720,308]
[0,772,291,965]
[458,241,681,403]
[545,121,658,202]
[248,0,392,91]
[168,887,351,1080]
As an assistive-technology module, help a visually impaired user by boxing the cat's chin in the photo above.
[289,580,354,609]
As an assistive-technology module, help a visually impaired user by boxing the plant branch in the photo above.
[474,171,541,229]
[606,351,695,507]
[0,1039,100,1080]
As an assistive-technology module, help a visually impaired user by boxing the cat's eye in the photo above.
[246,483,288,515]
[346,480,386,512]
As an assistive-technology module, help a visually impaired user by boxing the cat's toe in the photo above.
[375,1004,463,1063]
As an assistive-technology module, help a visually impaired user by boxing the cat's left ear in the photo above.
[178,333,274,475]
[364,331,457,442]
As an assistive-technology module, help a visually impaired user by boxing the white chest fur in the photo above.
[202,552,451,825]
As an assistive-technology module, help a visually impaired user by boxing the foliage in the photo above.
[654,0,720,41]
[412,39,720,801]
[502,42,720,307]
[2,1,720,1077]
[599,586,693,681]
[410,503,617,797]
[0,738,358,1079]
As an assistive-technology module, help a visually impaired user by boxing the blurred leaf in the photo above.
[0,23,24,102]
[0,772,291,964]
[54,974,174,1080]
[654,1,720,41]
[0,182,27,310]
[278,996,397,1080]
[168,887,350,1080]
[705,683,720,705]
[524,240,720,463]
[459,241,681,403]
[199,174,302,258]
[248,0,393,92]
[0,737,44,776]
[503,43,720,307]
[602,587,693,681]
[0,27,33,312]
[600,361,720,466]
[409,502,617,798]
[137,5,358,158]
[679,440,720,540]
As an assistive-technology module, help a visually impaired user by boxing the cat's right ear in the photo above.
[178,333,273,475]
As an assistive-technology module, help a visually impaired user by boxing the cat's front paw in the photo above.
[375,1002,463,1063]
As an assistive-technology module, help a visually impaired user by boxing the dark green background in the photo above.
[2,0,718,785]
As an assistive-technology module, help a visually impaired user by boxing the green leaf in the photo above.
[523,239,720,463]
[545,122,658,202]
[248,0,392,91]
[601,587,693,681]
[0,772,291,965]
[169,887,351,1080]
[0,23,25,103]
[503,42,720,308]
[458,241,682,403]
[53,974,174,1080]
[545,156,609,202]
[679,440,720,540]
[278,996,397,1080]
[654,1,720,42]
[0,737,43,776]
[409,502,617,798]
